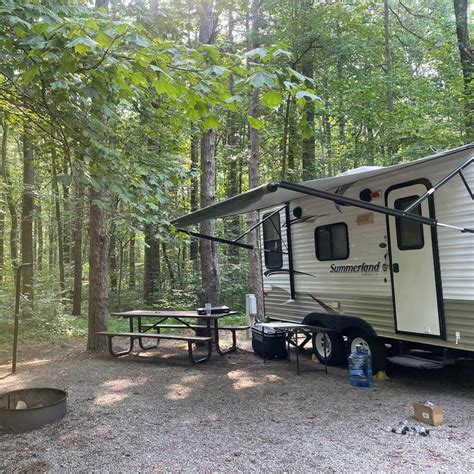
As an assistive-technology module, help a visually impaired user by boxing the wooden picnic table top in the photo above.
[111,310,238,320]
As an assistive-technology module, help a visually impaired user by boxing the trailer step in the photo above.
[388,355,446,369]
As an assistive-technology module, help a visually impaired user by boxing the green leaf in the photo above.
[247,47,268,59]
[201,115,220,130]
[203,65,227,77]
[22,65,40,85]
[67,36,98,54]
[272,49,292,59]
[261,90,283,108]
[248,72,275,89]
[289,68,313,84]
[153,77,178,98]
[295,90,324,109]
[247,116,264,130]
[96,31,112,48]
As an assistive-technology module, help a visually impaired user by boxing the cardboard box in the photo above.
[413,403,444,426]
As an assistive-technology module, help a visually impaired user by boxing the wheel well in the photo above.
[302,312,377,338]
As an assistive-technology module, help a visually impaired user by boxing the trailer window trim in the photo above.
[314,222,349,261]
[262,211,283,269]
[394,195,425,251]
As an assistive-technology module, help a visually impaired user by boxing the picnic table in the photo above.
[97,310,246,364]
[259,322,333,375]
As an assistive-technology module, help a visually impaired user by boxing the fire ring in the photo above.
[0,388,67,432]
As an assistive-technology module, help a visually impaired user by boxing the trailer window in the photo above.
[394,196,424,250]
[315,223,349,261]
[262,212,283,269]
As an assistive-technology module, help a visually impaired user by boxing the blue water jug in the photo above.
[348,344,373,387]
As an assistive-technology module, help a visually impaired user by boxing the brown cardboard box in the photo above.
[413,403,444,426]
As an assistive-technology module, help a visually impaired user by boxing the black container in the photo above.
[0,388,67,432]
[196,305,230,315]
[251,326,288,360]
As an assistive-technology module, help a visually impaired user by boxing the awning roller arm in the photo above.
[403,157,474,212]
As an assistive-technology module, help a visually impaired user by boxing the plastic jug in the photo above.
[348,344,373,387]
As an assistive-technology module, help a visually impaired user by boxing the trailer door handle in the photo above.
[393,263,400,273]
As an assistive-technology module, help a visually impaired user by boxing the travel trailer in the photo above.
[173,144,474,370]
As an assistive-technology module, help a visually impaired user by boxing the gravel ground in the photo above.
[0,337,473,473]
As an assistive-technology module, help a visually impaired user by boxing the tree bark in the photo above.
[51,149,66,301]
[87,186,108,351]
[1,116,18,269]
[143,223,160,304]
[453,0,473,141]
[128,233,136,289]
[189,135,199,261]
[71,160,84,316]
[247,0,264,317]
[0,203,4,282]
[21,128,34,303]
[383,0,395,156]
[35,199,43,272]
[300,0,316,181]
[198,0,221,307]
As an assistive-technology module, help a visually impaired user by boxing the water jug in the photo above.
[348,344,373,387]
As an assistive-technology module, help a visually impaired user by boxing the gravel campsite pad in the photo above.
[0,338,473,472]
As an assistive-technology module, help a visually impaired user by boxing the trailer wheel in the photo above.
[312,331,346,366]
[346,332,387,373]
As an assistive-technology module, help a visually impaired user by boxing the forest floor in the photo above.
[0,337,473,473]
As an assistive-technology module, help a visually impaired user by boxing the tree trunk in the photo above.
[189,135,199,261]
[51,149,66,301]
[143,223,160,304]
[71,160,84,316]
[226,10,241,264]
[247,0,264,317]
[21,128,34,303]
[35,199,43,272]
[199,0,220,307]
[199,130,221,306]
[1,116,18,269]
[453,0,473,141]
[87,186,108,351]
[61,157,71,267]
[162,242,176,287]
[300,0,316,181]
[128,233,136,289]
[0,204,4,282]
[383,0,395,156]
[109,222,117,293]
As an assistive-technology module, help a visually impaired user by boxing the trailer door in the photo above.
[386,182,444,338]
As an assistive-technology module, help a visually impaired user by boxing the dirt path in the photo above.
[0,338,473,472]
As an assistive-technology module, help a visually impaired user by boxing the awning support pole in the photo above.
[175,228,254,250]
[403,157,474,212]
[233,205,286,242]
[276,181,474,234]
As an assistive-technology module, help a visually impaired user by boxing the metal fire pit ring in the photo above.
[0,388,67,432]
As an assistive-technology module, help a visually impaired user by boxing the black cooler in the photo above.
[251,324,288,360]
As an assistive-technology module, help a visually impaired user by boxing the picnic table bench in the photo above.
[96,331,213,364]
[141,323,249,350]
[97,310,247,365]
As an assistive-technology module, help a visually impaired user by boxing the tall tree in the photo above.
[88,0,110,351]
[71,159,84,316]
[247,0,264,316]
[143,223,160,304]
[300,0,316,180]
[198,0,221,306]
[51,149,66,300]
[128,232,136,289]
[453,0,473,141]
[1,115,18,271]
[21,127,34,302]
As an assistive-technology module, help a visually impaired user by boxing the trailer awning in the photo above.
[172,144,473,228]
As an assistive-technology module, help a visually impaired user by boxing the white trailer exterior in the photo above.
[173,144,474,369]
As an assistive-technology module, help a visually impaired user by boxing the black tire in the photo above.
[312,331,346,366]
[346,332,387,373]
